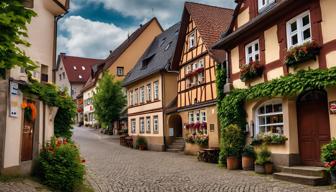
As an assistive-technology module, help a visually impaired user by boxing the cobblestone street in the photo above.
[73,127,334,192]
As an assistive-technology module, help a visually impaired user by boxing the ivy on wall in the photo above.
[217,67,336,165]
[21,80,76,139]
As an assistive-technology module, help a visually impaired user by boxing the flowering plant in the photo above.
[185,67,205,78]
[240,61,264,82]
[21,101,37,122]
[194,122,201,129]
[285,41,320,67]
[201,122,207,129]
[251,132,288,145]
[185,133,208,146]
[321,138,336,173]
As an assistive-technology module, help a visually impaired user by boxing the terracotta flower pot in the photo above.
[227,156,238,170]
[242,156,254,171]
[254,164,265,174]
[264,163,273,174]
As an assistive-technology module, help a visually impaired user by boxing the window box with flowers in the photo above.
[185,67,204,78]
[251,132,288,146]
[285,41,320,68]
[240,61,264,82]
[184,133,209,155]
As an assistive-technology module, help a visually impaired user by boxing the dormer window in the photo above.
[82,66,86,70]
[160,38,166,47]
[79,75,82,79]
[117,67,124,76]
[189,31,196,49]
[258,0,275,12]
[73,66,77,70]
[164,42,172,51]
[245,40,260,64]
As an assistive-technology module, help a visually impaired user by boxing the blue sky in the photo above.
[57,0,236,59]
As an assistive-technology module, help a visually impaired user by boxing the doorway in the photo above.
[168,114,182,137]
[21,100,36,161]
[297,90,331,166]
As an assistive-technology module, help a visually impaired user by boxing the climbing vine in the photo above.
[217,67,336,165]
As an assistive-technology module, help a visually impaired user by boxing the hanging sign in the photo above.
[330,101,336,114]
[9,81,19,117]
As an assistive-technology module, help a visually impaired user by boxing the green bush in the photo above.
[135,137,147,149]
[36,137,84,191]
[242,145,256,158]
[255,144,272,165]
[321,138,336,173]
[220,124,245,162]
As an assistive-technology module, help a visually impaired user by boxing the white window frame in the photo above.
[195,111,200,122]
[131,119,136,133]
[146,116,151,133]
[198,72,205,85]
[192,62,198,71]
[146,83,152,102]
[134,88,138,105]
[245,39,260,64]
[153,116,159,133]
[189,31,196,49]
[188,112,194,123]
[186,65,191,74]
[140,86,145,103]
[153,81,159,100]
[286,11,312,49]
[129,90,133,106]
[258,0,275,12]
[255,100,284,135]
[198,58,204,68]
[140,118,145,134]
[200,111,207,123]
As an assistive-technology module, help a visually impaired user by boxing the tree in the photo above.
[0,0,37,78]
[93,72,126,129]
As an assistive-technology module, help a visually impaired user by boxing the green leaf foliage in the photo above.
[217,67,336,165]
[0,0,37,78]
[21,80,76,139]
[93,72,126,127]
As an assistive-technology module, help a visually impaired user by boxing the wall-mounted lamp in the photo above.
[250,120,255,138]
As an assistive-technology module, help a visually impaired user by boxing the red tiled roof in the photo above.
[103,17,163,70]
[184,2,234,62]
[60,54,104,84]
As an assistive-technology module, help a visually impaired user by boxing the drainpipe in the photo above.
[42,103,46,147]
[161,72,166,150]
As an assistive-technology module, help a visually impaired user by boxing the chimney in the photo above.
[140,24,143,28]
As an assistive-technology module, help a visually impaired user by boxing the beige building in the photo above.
[214,0,336,170]
[0,0,69,175]
[171,2,233,151]
[81,18,163,129]
[123,23,180,151]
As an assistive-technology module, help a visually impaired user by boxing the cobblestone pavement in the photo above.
[0,179,50,192]
[73,127,335,192]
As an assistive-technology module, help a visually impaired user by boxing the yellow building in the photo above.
[122,23,180,151]
[81,18,163,130]
[214,0,336,183]
[0,0,69,175]
[170,2,233,153]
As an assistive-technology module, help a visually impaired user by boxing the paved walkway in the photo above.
[73,127,335,192]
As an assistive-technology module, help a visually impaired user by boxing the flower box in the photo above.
[240,61,264,82]
[285,41,320,68]
[185,67,205,79]
[251,133,288,145]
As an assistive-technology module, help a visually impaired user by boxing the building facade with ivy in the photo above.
[214,0,336,168]
[0,0,69,175]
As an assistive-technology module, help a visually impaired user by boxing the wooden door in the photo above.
[297,90,330,166]
[21,102,35,161]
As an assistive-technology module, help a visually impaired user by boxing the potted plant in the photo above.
[242,145,256,171]
[255,144,272,174]
[321,138,336,184]
[222,124,244,170]
[135,137,147,150]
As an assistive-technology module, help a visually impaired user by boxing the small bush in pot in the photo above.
[321,138,336,184]
[135,137,147,150]
[222,124,244,170]
[255,144,272,174]
[242,145,256,171]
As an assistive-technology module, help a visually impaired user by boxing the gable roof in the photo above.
[122,23,180,87]
[58,54,104,84]
[81,62,105,93]
[103,17,163,70]
[172,2,234,67]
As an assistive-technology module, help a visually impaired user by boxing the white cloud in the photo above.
[57,16,135,59]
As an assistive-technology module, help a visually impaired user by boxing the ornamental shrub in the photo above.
[321,138,336,173]
[36,137,85,192]
[242,145,256,158]
[135,137,147,149]
[221,124,245,160]
[255,144,272,166]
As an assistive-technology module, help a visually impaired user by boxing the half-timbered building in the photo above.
[171,2,233,150]
[214,0,336,184]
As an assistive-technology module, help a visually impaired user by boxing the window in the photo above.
[192,62,198,71]
[153,81,159,100]
[153,116,159,133]
[131,119,136,133]
[255,100,284,135]
[59,74,62,81]
[62,72,65,79]
[129,90,133,106]
[146,83,152,102]
[160,38,166,47]
[146,117,151,133]
[189,31,196,49]
[73,66,77,70]
[140,118,145,134]
[198,59,204,68]
[134,89,138,105]
[198,72,204,85]
[117,67,124,76]
[258,0,275,12]
[200,111,207,122]
[140,86,145,103]
[195,111,200,122]
[286,11,311,48]
[245,40,260,64]
[188,112,194,123]
[186,65,191,74]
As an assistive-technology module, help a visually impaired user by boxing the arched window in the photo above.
[255,100,284,135]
